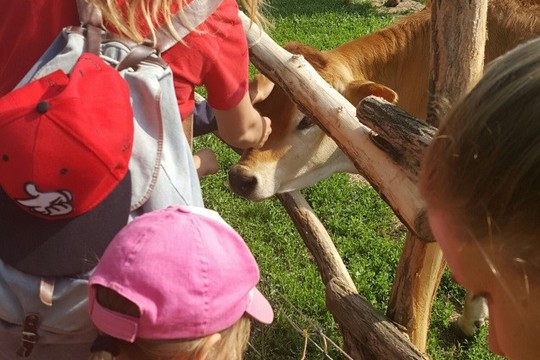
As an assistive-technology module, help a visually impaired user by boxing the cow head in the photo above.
[228,42,398,201]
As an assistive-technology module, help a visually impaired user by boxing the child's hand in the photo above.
[193,148,219,178]
[254,116,272,149]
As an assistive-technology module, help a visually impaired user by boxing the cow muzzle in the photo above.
[228,164,262,200]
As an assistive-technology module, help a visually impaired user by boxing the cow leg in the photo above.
[455,293,489,337]
[387,233,446,353]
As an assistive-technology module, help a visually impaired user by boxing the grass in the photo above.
[195,0,501,358]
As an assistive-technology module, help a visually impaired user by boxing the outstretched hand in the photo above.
[254,116,272,149]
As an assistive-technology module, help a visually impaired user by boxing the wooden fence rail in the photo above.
[238,0,488,356]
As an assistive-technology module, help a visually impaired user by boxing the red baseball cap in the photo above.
[0,53,133,276]
[88,206,274,342]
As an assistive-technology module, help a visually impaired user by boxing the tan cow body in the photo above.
[229,0,540,202]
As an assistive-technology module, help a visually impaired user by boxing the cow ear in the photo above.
[344,80,399,106]
[284,41,328,69]
[249,74,275,104]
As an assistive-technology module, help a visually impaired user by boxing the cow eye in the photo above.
[297,116,315,130]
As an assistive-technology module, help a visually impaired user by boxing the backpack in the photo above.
[0,0,220,358]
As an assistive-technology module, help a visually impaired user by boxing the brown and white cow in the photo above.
[229,0,540,201]
[229,0,540,337]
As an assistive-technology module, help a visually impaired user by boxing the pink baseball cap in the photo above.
[88,205,274,342]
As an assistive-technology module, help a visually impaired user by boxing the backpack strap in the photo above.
[75,0,102,28]
[75,0,103,55]
[16,314,40,357]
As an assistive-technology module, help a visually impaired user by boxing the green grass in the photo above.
[195,1,501,358]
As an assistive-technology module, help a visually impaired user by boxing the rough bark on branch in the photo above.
[278,191,426,360]
[326,277,428,360]
[356,97,436,183]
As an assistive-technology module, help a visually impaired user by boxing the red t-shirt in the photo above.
[0,0,248,119]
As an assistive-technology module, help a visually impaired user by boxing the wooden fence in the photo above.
[238,0,488,358]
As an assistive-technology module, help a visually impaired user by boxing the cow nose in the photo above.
[228,165,258,198]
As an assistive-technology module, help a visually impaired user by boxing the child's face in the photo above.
[428,208,540,360]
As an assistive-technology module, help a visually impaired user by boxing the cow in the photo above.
[228,0,540,338]
[230,1,540,201]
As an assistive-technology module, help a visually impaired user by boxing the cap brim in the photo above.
[0,172,131,277]
[246,287,274,324]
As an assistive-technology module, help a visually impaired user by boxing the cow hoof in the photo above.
[453,316,485,338]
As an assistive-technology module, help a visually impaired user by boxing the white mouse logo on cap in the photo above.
[16,183,74,216]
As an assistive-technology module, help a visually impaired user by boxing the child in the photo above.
[419,37,540,360]
[0,1,270,357]
[193,147,220,178]
[87,205,274,360]
[1,0,272,150]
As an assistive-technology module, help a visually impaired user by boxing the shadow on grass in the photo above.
[247,314,347,359]
[265,0,378,19]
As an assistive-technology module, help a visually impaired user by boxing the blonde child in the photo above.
[419,37,540,360]
[87,205,274,360]
[2,0,271,151]
[0,1,271,358]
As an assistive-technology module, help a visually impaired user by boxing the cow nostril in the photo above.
[228,167,258,197]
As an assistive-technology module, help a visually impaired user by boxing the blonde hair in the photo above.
[419,37,540,264]
[88,0,268,44]
[88,286,252,360]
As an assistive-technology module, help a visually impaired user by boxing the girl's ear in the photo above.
[195,333,222,360]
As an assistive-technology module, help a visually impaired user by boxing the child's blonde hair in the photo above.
[88,0,268,44]
[419,37,540,265]
[88,286,252,360]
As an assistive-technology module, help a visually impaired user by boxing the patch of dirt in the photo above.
[370,0,426,15]
[348,173,369,184]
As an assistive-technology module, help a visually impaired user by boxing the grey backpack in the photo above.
[0,0,220,358]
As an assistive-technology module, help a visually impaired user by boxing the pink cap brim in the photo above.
[245,288,274,324]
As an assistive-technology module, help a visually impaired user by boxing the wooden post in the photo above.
[358,0,489,349]
[428,0,488,127]
[360,1,489,350]
[386,235,445,352]
[357,97,442,351]
[377,0,489,350]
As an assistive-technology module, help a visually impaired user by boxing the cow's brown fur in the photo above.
[228,0,540,201]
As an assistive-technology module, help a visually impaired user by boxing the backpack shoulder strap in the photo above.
[75,0,104,55]
[76,0,102,28]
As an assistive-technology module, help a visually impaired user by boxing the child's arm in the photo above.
[213,92,271,150]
